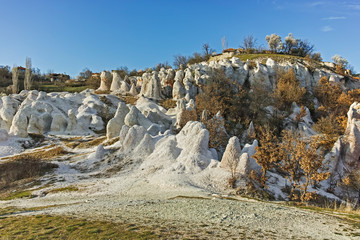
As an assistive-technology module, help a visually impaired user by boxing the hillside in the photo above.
[1,53,360,238]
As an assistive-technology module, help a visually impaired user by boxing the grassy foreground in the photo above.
[0,208,158,239]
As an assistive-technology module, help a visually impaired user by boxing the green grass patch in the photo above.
[233,53,305,63]
[0,190,32,200]
[0,214,159,239]
[49,186,79,194]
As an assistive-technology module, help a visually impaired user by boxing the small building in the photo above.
[48,73,70,82]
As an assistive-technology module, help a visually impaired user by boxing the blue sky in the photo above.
[0,0,359,77]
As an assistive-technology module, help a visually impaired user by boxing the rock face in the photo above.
[139,72,163,100]
[2,90,119,138]
[98,71,112,91]
[172,80,186,100]
[343,102,360,167]
[0,96,18,131]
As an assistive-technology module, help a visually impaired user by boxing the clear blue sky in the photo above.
[0,0,359,77]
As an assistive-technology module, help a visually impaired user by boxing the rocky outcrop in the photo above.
[98,71,112,91]
[220,136,241,170]
[343,102,360,167]
[106,102,129,139]
[110,71,123,91]
[139,72,163,100]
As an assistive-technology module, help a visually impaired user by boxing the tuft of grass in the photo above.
[94,90,110,94]
[49,186,79,194]
[158,99,177,110]
[75,136,106,149]
[0,190,32,200]
[116,95,138,105]
[103,137,120,146]
[233,53,304,63]
[2,145,68,162]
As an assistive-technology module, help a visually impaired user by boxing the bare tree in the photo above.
[12,66,19,94]
[173,55,188,69]
[241,35,257,51]
[24,57,32,90]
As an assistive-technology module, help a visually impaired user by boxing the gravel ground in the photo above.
[4,192,360,239]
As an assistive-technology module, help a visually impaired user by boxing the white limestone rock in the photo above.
[97,71,112,91]
[95,144,106,159]
[66,109,77,132]
[110,71,122,91]
[220,136,241,170]
[175,121,214,172]
[129,83,138,96]
[122,125,147,152]
[106,102,130,139]
[120,81,130,93]
[174,69,184,83]
[119,125,130,145]
[249,61,272,89]
[0,96,18,131]
[133,133,155,157]
[50,113,68,132]
[124,105,152,129]
[172,80,186,100]
[343,102,360,166]
[0,129,9,141]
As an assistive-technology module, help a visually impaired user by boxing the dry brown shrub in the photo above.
[3,146,68,162]
[314,76,343,114]
[0,157,58,189]
[177,109,198,129]
[252,125,281,186]
[94,90,110,94]
[116,95,138,105]
[75,136,106,149]
[158,99,177,110]
[298,137,330,202]
[195,68,247,132]
[273,69,306,110]
[313,114,342,152]
[103,137,120,146]
[202,117,229,151]
[335,64,345,75]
